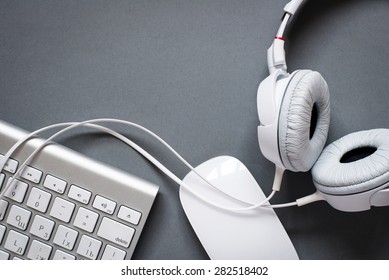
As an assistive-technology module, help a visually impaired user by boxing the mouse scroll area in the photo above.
[179,156,299,260]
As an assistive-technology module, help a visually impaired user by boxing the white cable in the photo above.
[265,201,298,209]
[0,118,304,211]
[0,119,218,198]
[276,13,291,38]
[1,120,277,211]
[8,120,281,210]
[0,122,183,199]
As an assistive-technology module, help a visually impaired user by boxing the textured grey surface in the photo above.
[0,0,388,259]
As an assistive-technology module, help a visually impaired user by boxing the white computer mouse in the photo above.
[179,156,298,260]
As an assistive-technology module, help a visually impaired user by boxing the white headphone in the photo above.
[257,0,389,212]
[0,1,388,215]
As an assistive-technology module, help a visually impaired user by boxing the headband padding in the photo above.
[278,70,330,172]
[312,129,389,195]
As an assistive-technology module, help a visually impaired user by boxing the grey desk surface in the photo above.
[0,0,388,260]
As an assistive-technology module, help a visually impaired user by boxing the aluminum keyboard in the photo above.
[0,120,159,260]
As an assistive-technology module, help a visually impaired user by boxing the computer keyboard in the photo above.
[0,120,159,260]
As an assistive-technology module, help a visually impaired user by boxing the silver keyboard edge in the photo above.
[0,120,159,259]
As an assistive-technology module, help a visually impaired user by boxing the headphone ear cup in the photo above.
[278,70,330,172]
[312,129,389,195]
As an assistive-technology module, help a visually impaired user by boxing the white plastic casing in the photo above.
[284,0,305,15]
[318,182,389,212]
[267,39,287,74]
[257,70,293,169]
[179,156,299,259]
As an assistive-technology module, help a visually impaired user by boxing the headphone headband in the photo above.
[284,0,305,16]
[267,0,306,74]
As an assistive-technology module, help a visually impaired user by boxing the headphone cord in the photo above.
[0,118,320,212]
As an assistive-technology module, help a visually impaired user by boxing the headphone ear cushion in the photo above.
[278,70,330,172]
[312,129,389,195]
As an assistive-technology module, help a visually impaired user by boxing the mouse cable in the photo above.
[0,118,320,211]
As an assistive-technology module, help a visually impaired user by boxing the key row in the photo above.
[0,175,142,225]
[0,227,127,260]
[2,203,135,248]
[0,154,42,184]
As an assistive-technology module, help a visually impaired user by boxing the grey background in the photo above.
[0,0,388,259]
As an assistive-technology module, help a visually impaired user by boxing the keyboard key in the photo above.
[0,199,8,221]
[53,249,76,260]
[68,185,92,204]
[6,205,31,230]
[43,174,67,194]
[101,244,126,260]
[4,230,29,255]
[29,215,55,240]
[20,165,43,184]
[4,177,28,203]
[0,250,9,260]
[0,121,158,261]
[118,206,142,225]
[0,173,4,189]
[77,235,102,260]
[27,240,52,260]
[0,224,6,244]
[50,197,75,223]
[0,155,18,174]
[53,225,78,251]
[97,217,135,248]
[26,187,52,213]
[93,195,116,215]
[73,207,99,233]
